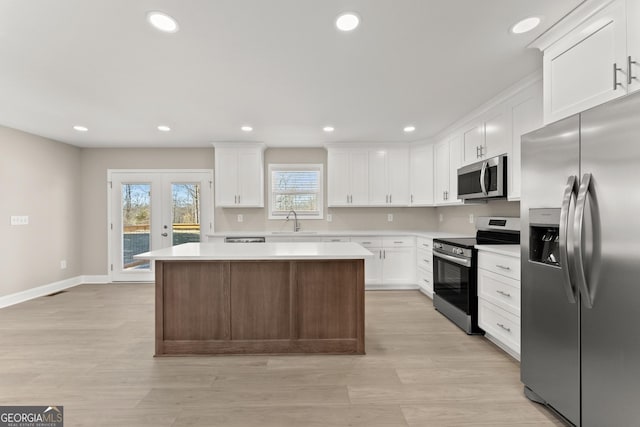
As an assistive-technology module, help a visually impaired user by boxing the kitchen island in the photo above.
[136,242,371,356]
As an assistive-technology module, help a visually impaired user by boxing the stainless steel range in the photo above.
[433,217,520,334]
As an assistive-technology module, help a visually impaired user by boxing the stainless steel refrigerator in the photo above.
[521,91,640,426]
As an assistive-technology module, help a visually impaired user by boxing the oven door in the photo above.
[433,251,472,314]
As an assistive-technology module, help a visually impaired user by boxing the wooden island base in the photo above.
[155,259,365,356]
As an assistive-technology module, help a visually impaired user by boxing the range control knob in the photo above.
[434,243,442,249]
[453,248,464,255]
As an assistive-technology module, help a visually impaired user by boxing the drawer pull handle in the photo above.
[393,241,404,244]
[361,242,371,244]
[330,239,341,242]
[423,278,430,283]
[423,259,431,263]
[496,264,511,270]
[496,290,511,297]
[496,323,511,332]
[422,243,430,247]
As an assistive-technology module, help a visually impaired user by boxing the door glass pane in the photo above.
[122,184,151,271]
[171,183,201,245]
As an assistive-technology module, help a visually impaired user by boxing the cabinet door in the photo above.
[628,0,640,94]
[368,150,388,206]
[484,106,508,158]
[327,150,350,206]
[508,83,543,201]
[237,149,264,207]
[434,140,450,204]
[364,249,383,285]
[447,135,462,204]
[386,148,409,206]
[349,150,370,205]
[382,247,416,285]
[543,0,627,123]
[214,150,238,207]
[410,145,434,206]
[462,122,484,165]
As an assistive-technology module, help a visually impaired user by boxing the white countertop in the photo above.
[208,230,468,239]
[135,242,374,261]
[475,244,521,257]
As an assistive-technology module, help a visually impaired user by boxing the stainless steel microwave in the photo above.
[457,155,507,200]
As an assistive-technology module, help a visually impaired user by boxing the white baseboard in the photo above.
[0,276,82,309]
[81,275,110,284]
[483,332,521,361]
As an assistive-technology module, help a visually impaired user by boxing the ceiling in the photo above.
[0,0,583,148]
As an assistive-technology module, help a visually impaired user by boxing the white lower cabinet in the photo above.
[416,236,434,298]
[477,248,521,360]
[352,236,416,289]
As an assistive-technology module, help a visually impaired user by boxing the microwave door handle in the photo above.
[480,161,488,196]
[574,173,594,309]
[559,175,578,304]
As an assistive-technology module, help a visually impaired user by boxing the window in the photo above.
[268,164,323,219]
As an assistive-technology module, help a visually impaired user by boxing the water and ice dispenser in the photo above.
[529,209,561,267]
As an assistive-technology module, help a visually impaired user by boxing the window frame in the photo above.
[267,163,324,220]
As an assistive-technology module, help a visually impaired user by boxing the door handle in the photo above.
[613,63,623,90]
[574,173,595,309]
[559,176,578,304]
[161,232,168,237]
[628,56,637,85]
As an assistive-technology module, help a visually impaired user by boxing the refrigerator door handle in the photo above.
[480,161,488,196]
[574,173,594,309]
[559,175,578,304]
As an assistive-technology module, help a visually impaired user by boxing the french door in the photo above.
[108,170,213,282]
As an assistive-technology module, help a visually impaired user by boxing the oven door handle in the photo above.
[434,251,471,268]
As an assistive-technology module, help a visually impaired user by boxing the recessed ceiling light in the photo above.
[510,16,541,34]
[404,125,416,133]
[147,11,179,33]
[323,126,335,133]
[157,125,171,132]
[73,125,88,132]
[336,13,360,32]
[241,125,253,132]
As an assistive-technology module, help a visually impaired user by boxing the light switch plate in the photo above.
[327,214,332,222]
[387,214,393,222]
[237,214,243,223]
[439,214,444,222]
[10,215,29,225]
[469,214,474,224]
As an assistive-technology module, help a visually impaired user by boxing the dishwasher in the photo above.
[224,236,266,243]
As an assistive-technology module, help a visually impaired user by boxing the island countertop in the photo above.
[135,241,373,261]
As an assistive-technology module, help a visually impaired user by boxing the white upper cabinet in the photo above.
[368,148,410,206]
[628,0,640,93]
[327,148,369,206]
[532,0,632,123]
[213,143,265,208]
[409,144,434,206]
[461,106,508,165]
[434,136,462,205]
[507,81,543,201]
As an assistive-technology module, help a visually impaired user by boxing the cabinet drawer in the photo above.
[417,249,433,272]
[416,237,433,251]
[478,268,520,316]
[351,237,382,248]
[417,267,433,297]
[478,251,520,280]
[322,237,350,243]
[478,299,520,356]
[383,236,414,248]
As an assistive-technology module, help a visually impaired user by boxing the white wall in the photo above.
[0,126,82,298]
[436,200,520,235]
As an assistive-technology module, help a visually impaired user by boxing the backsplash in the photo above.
[436,200,520,235]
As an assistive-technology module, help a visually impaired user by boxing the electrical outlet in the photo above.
[10,215,29,225]
[439,213,444,222]
[387,214,393,222]
[326,214,332,222]
[237,214,243,223]
[469,213,474,224]
[60,260,67,270]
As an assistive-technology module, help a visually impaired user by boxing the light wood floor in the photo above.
[0,285,563,427]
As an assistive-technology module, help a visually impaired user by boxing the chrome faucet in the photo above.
[286,210,300,232]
